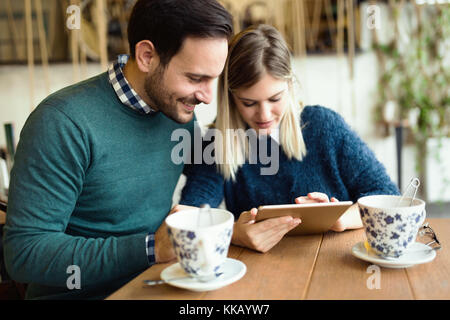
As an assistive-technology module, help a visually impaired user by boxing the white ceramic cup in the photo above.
[165,208,234,279]
[357,195,426,258]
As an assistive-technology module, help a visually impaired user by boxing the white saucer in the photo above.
[351,241,436,268]
[160,258,246,292]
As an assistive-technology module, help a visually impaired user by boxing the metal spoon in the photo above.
[143,272,223,286]
[197,203,213,227]
[397,178,420,207]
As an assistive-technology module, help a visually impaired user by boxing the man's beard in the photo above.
[144,65,199,124]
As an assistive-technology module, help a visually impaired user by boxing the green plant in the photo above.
[372,2,450,199]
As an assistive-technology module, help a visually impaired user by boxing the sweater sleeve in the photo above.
[3,104,149,289]
[316,107,400,200]
[180,135,225,208]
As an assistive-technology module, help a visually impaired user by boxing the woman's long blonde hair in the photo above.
[215,24,306,181]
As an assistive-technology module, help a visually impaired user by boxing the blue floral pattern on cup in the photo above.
[358,203,426,258]
[168,226,233,277]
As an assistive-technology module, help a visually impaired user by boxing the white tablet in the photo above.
[256,201,354,235]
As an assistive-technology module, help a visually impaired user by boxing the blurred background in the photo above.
[0,0,448,215]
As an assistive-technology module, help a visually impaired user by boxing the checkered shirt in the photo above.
[108,54,157,115]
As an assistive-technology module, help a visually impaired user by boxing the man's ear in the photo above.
[134,40,159,73]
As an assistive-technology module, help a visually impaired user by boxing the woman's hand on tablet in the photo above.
[294,193,362,232]
[330,203,363,232]
[232,208,301,253]
[295,192,338,204]
[294,192,353,232]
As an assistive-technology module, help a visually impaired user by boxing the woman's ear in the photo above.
[134,40,159,73]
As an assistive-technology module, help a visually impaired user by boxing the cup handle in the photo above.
[421,209,426,225]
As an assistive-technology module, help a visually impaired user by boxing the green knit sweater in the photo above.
[3,72,194,299]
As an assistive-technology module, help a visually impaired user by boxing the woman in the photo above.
[178,24,399,253]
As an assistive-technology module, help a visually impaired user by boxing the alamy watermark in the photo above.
[66,265,81,290]
[66,5,81,30]
[171,122,280,176]
[366,5,381,30]
[366,265,381,290]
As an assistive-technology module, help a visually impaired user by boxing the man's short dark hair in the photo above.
[127,0,234,66]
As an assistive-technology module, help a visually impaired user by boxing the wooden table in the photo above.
[107,218,449,300]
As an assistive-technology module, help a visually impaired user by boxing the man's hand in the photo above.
[154,204,198,263]
[169,204,198,215]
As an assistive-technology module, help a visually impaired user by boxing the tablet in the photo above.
[256,201,353,235]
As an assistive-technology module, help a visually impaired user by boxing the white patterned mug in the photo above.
[357,195,426,258]
[165,208,234,279]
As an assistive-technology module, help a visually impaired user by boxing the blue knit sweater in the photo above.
[180,105,399,218]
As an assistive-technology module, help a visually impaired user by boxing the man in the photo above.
[3,0,232,299]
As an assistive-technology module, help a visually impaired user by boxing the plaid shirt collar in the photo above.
[108,54,157,115]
